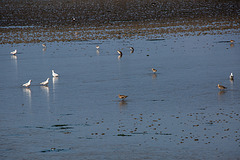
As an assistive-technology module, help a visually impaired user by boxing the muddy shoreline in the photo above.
[1,0,240,44]
[1,0,239,27]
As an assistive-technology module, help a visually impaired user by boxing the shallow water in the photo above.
[0,33,240,159]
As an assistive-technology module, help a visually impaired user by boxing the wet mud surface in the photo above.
[1,0,240,44]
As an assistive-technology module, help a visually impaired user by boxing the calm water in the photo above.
[0,33,240,159]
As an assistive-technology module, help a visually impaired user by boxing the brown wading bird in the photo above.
[117,50,123,59]
[118,94,128,101]
[130,47,134,53]
[117,50,122,56]
[230,40,235,43]
[218,84,227,90]
[152,68,157,73]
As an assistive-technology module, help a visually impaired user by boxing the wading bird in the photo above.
[118,94,128,101]
[218,84,227,90]
[40,78,50,86]
[152,68,157,73]
[10,49,17,55]
[22,80,32,88]
[229,73,234,81]
[52,70,59,77]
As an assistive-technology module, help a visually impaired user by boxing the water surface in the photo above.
[0,33,240,159]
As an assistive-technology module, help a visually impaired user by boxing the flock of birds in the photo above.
[11,41,235,101]
[22,70,59,87]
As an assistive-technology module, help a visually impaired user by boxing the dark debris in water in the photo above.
[51,124,69,127]
[146,38,165,41]
[41,148,71,153]
[155,132,172,136]
[117,134,132,137]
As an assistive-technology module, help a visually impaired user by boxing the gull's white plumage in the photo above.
[40,78,50,85]
[10,49,17,55]
[52,70,59,77]
[22,80,32,87]
[229,73,234,80]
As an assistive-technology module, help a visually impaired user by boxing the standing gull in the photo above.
[52,70,59,77]
[229,73,234,80]
[10,49,17,55]
[22,80,32,87]
[96,45,100,50]
[42,44,46,48]
[40,78,50,86]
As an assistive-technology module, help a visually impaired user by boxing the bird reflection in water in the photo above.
[96,50,100,55]
[41,86,49,97]
[52,77,58,93]
[152,73,157,79]
[218,90,226,95]
[118,54,122,60]
[11,55,18,73]
[41,86,50,109]
[23,88,32,107]
[11,55,17,60]
[52,77,58,84]
[119,100,128,108]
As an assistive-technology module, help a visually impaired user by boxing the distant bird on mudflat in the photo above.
[229,73,234,80]
[96,45,100,49]
[130,47,134,53]
[10,49,17,55]
[42,44,46,48]
[230,40,235,43]
[52,70,59,77]
[117,50,123,56]
[40,78,50,86]
[152,68,157,73]
[218,84,227,90]
[22,80,32,88]
[118,94,128,101]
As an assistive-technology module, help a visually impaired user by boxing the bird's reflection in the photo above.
[11,55,18,72]
[42,48,47,52]
[11,55,17,60]
[119,100,128,107]
[23,88,31,107]
[96,50,100,55]
[152,73,157,79]
[52,77,58,102]
[41,86,49,96]
[218,90,226,95]
[230,43,234,47]
[52,77,58,85]
[41,86,50,110]
[118,55,122,60]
